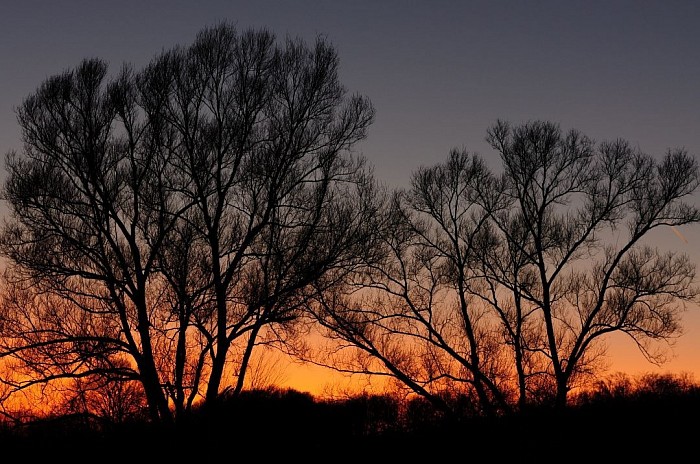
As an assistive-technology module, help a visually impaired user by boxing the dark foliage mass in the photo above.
[0,373,697,461]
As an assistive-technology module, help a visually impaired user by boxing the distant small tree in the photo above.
[572,370,699,408]
[633,371,697,396]
[58,371,147,425]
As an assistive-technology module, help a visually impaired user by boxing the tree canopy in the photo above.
[309,119,700,414]
[0,22,380,425]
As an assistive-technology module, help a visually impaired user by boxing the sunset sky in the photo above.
[1,0,699,395]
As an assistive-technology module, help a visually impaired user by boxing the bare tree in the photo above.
[56,363,147,425]
[481,119,700,408]
[138,24,379,408]
[0,57,179,424]
[309,120,700,415]
[0,22,378,424]
[308,150,514,417]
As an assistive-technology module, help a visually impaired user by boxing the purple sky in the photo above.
[1,0,699,381]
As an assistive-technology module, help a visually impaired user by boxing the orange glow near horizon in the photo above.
[2,2,700,411]
[279,319,700,398]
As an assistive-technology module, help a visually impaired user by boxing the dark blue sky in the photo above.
[3,1,700,185]
[1,0,699,379]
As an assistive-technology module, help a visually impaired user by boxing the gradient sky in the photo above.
[1,0,699,393]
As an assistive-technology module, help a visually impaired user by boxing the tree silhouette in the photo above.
[483,119,700,408]
[0,22,379,425]
[1,19,698,431]
[309,120,700,414]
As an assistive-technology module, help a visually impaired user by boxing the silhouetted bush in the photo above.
[1,375,698,460]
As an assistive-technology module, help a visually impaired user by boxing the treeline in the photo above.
[0,372,697,460]
[1,21,700,429]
